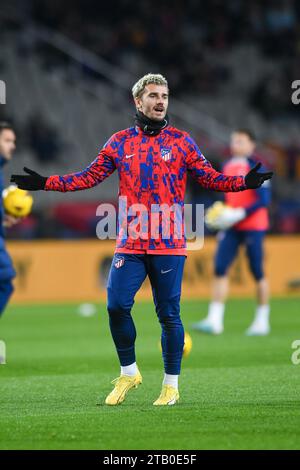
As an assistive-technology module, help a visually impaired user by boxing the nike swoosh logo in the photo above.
[161,269,173,274]
[125,154,135,159]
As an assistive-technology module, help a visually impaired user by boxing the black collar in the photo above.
[134,111,169,136]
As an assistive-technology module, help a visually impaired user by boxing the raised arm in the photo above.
[11,137,117,192]
[184,135,272,191]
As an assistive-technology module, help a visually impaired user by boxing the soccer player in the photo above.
[192,129,271,336]
[11,74,273,406]
[0,122,18,317]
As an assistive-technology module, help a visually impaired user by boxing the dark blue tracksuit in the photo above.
[107,254,186,375]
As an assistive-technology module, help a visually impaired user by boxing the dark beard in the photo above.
[134,110,169,136]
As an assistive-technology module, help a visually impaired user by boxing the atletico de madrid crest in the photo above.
[114,256,125,269]
[160,147,172,162]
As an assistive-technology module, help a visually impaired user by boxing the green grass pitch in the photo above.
[0,298,299,450]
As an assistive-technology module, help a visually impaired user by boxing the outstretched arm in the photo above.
[184,135,273,191]
[11,149,116,192]
[45,149,116,192]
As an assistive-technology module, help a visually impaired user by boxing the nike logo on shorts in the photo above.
[125,154,135,159]
[161,269,173,274]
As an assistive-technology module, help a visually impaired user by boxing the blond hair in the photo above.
[132,73,168,99]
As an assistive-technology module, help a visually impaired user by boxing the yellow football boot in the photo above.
[153,384,179,406]
[105,371,142,405]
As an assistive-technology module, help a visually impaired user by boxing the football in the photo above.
[3,185,33,218]
[183,332,192,358]
[158,331,192,358]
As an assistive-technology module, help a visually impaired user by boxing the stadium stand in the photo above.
[0,0,299,237]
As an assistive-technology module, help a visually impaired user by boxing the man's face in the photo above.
[0,129,16,160]
[230,132,255,157]
[135,83,169,121]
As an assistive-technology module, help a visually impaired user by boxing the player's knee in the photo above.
[156,298,182,328]
[250,265,264,281]
[0,279,14,317]
[8,280,14,296]
[1,279,14,297]
[248,260,264,281]
[107,298,124,316]
[160,316,183,331]
[214,262,227,277]
[107,291,130,318]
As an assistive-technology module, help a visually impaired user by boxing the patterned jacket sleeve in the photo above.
[184,134,247,192]
[45,137,116,192]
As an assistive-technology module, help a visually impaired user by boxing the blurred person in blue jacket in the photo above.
[0,122,19,317]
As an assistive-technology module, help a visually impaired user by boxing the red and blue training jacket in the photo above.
[45,125,247,254]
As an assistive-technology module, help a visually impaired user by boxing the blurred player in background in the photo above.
[0,122,18,317]
[192,129,271,336]
[11,76,272,406]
